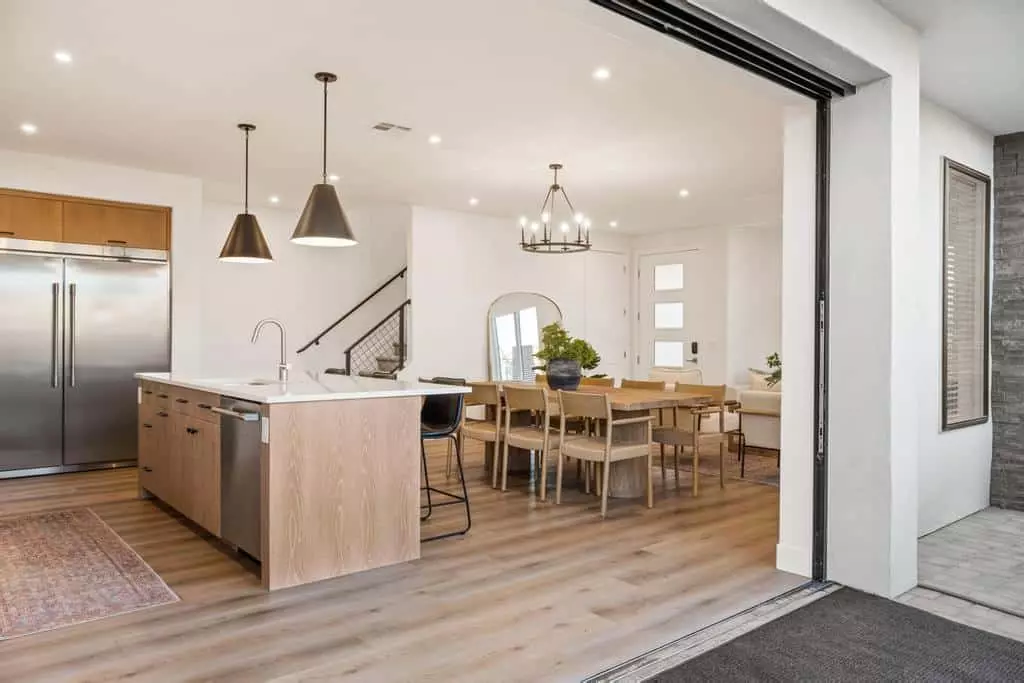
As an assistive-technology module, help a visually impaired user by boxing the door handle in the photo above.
[51,282,60,388]
[210,406,260,422]
[68,283,77,388]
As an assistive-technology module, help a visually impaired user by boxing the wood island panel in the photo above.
[262,396,421,590]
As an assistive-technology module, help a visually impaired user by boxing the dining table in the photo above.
[467,381,712,498]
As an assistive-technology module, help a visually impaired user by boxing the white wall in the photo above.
[917,99,994,536]
[0,149,205,372]
[630,223,782,387]
[198,199,410,378]
[759,0,922,597]
[726,225,783,386]
[0,149,410,377]
[778,102,817,577]
[405,206,630,382]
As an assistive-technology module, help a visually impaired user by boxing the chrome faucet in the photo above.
[251,318,290,383]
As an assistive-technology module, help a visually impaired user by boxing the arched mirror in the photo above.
[488,292,563,381]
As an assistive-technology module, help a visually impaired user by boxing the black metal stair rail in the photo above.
[325,299,411,377]
[295,266,407,354]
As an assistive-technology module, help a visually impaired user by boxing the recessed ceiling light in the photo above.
[678,188,690,198]
[609,220,618,228]
[428,134,442,145]
[468,197,479,206]
[20,122,38,135]
[328,174,340,182]
[592,67,611,81]
[54,50,73,64]
[269,195,280,204]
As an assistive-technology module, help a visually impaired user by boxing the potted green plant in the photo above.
[535,322,601,390]
[765,352,781,388]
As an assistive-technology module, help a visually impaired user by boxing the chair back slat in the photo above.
[504,385,548,413]
[558,390,610,421]
[580,376,614,387]
[621,379,666,391]
[675,383,726,405]
[468,382,501,406]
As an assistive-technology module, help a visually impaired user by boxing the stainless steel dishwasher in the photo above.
[214,397,262,560]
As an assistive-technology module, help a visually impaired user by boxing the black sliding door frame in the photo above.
[591,0,852,581]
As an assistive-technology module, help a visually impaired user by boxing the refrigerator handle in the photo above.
[51,282,60,388]
[69,282,77,388]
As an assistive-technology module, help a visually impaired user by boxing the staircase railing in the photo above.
[296,267,407,354]
[327,299,411,377]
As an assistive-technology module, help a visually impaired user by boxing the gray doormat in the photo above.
[649,588,1024,682]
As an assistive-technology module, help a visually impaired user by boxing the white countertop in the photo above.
[135,372,470,405]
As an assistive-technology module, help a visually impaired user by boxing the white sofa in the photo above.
[737,369,781,451]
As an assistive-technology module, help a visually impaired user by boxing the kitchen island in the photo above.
[135,372,467,591]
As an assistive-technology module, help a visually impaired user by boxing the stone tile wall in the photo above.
[992,132,1024,510]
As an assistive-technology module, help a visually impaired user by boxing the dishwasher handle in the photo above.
[211,406,260,422]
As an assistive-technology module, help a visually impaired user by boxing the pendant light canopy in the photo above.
[291,72,358,247]
[219,123,273,263]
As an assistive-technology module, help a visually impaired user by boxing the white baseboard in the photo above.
[776,542,812,577]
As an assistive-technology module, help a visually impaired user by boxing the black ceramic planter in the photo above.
[546,358,582,390]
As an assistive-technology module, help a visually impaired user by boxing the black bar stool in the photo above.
[420,377,471,542]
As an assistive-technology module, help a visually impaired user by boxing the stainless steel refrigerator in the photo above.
[0,238,169,478]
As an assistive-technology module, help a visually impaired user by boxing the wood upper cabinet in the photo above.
[0,192,63,242]
[63,201,169,250]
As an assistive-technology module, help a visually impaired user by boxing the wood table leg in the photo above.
[606,408,651,499]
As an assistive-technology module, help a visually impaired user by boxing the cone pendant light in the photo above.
[291,72,357,247]
[219,123,273,263]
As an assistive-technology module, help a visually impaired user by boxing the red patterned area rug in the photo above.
[0,508,178,639]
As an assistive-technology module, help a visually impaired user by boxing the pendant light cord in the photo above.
[243,127,250,214]
[322,76,328,184]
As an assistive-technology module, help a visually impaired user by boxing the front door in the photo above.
[637,250,711,380]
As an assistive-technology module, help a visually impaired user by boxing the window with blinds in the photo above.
[942,158,991,430]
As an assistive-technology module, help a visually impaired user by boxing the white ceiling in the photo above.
[0,0,803,234]
[877,0,1024,135]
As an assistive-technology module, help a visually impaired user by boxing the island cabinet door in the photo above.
[184,418,221,536]
[145,407,175,504]
[138,403,159,492]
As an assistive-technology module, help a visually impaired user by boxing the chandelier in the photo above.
[519,163,592,253]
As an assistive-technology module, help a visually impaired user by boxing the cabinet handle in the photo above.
[0,230,14,236]
[197,403,212,410]
[175,397,189,404]
[106,239,128,245]
[157,411,169,417]
[141,466,153,472]
[143,389,154,395]
[186,427,199,435]
[142,423,153,429]
[158,393,169,399]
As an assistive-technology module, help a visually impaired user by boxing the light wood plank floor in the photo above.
[0,443,801,682]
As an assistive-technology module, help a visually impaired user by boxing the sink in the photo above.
[246,380,274,386]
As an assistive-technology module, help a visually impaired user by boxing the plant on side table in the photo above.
[535,322,601,390]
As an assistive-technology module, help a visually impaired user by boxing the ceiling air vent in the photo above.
[372,122,412,133]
